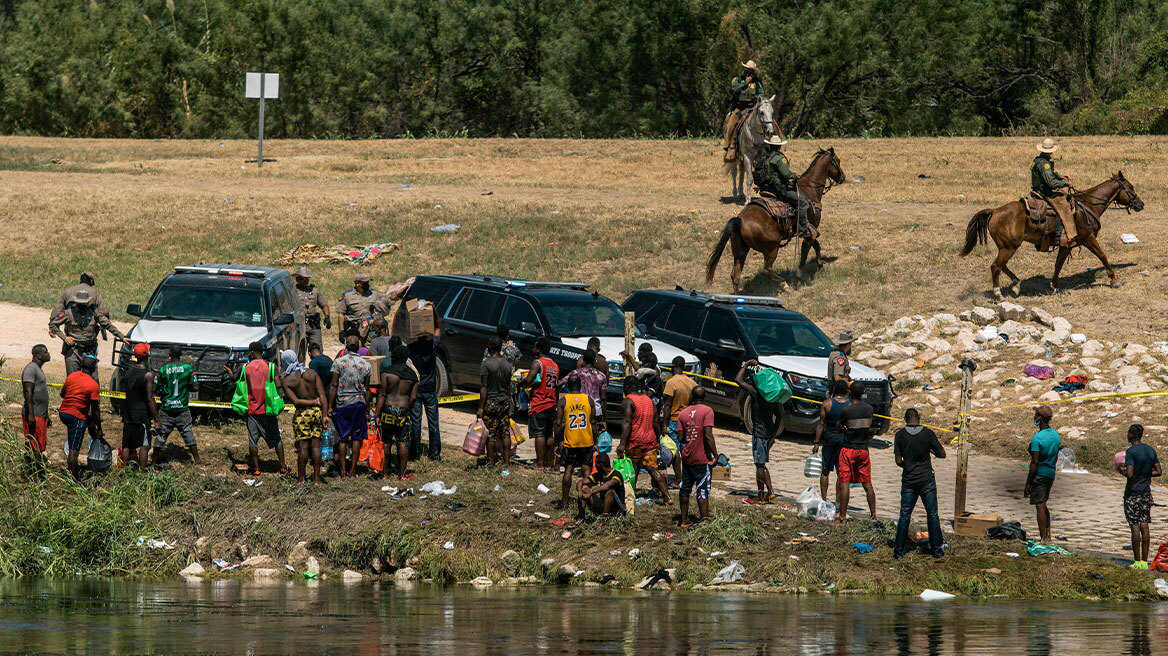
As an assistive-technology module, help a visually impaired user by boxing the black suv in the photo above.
[622,289,892,435]
[392,275,700,415]
[113,264,307,403]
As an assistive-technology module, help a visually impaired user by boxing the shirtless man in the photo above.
[376,345,419,480]
[281,351,329,484]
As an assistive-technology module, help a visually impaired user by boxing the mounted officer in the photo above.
[754,135,815,239]
[293,267,331,350]
[1030,138,1073,251]
[721,60,765,158]
[336,273,384,345]
[48,288,126,375]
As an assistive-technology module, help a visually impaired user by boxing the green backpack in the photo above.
[231,362,286,415]
[753,367,791,404]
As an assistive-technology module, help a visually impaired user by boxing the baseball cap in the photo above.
[1034,405,1053,419]
[133,343,151,357]
[294,267,311,278]
[354,273,371,283]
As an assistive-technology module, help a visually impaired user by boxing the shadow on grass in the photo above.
[989,261,1138,299]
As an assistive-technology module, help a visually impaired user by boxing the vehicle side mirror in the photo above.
[718,338,744,353]
[127,304,143,317]
[519,321,539,334]
[273,312,294,326]
[637,323,648,333]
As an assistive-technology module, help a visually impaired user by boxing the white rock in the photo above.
[1042,329,1069,346]
[179,562,205,576]
[867,358,893,368]
[1080,358,1101,367]
[470,576,494,587]
[241,555,274,568]
[924,339,952,354]
[997,302,1027,321]
[1123,344,1149,358]
[932,313,957,324]
[989,389,1002,400]
[252,568,280,578]
[926,395,942,405]
[1022,345,1047,356]
[997,320,1025,339]
[1120,381,1152,394]
[930,373,945,384]
[1030,307,1054,328]
[1117,365,1141,378]
[1081,340,1104,357]
[932,353,955,367]
[970,307,998,326]
[973,369,1002,385]
[1051,317,1072,333]
[889,360,918,375]
[394,567,418,581]
[958,310,973,322]
[903,330,932,348]
[1069,333,1086,344]
[305,556,320,572]
[856,350,880,361]
[1139,355,1158,367]
[881,344,917,361]
[893,316,916,329]
[1066,428,1082,440]
[1038,391,1061,403]
[1109,358,1129,370]
[342,570,364,581]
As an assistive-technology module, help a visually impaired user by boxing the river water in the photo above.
[0,579,1163,654]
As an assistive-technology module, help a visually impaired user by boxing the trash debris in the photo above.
[1051,376,1086,394]
[1005,552,1020,558]
[431,223,460,233]
[38,546,51,554]
[1070,333,1086,344]
[917,174,931,179]
[920,589,955,601]
[1023,364,1054,380]
[551,517,571,527]
[285,565,297,573]
[136,536,175,549]
[443,541,455,550]
[302,570,319,579]
[223,198,235,204]
[493,485,501,492]
[984,568,1002,575]
[561,531,572,539]
[714,560,745,583]
[850,245,863,251]
[1026,540,1072,557]
[852,542,876,554]
[814,501,837,522]
[628,548,641,558]
[795,487,824,519]
[533,512,551,520]
[420,481,457,496]
[986,522,1027,541]
[275,243,399,266]
[212,558,240,571]
[1120,233,1140,244]
[444,500,466,512]
[609,550,622,556]
[536,483,551,494]
[501,470,511,477]
[244,479,261,487]
[1056,447,1088,474]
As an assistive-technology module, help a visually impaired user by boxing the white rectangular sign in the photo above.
[245,72,279,99]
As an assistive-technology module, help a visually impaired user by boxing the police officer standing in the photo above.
[293,267,331,351]
[828,331,854,383]
[49,288,126,375]
[336,274,384,345]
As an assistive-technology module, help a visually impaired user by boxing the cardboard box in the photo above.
[405,298,436,337]
[953,512,1004,537]
[362,355,386,386]
[711,465,732,481]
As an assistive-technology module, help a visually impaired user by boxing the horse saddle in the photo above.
[749,193,795,229]
[1023,194,1100,238]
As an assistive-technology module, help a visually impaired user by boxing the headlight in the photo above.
[684,362,702,374]
[228,350,250,363]
[786,372,829,393]
[609,361,626,378]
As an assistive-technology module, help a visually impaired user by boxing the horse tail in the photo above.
[960,209,992,257]
[706,216,741,283]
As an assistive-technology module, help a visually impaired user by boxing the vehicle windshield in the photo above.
[144,286,265,327]
[739,317,834,357]
[541,297,643,338]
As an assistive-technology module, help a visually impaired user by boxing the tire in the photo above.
[739,394,785,438]
[435,356,451,397]
[108,369,124,414]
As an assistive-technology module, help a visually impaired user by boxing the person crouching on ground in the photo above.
[893,409,946,558]
[1024,405,1060,541]
[577,453,626,519]
[678,387,717,527]
[1123,424,1160,568]
[376,345,419,480]
[836,381,876,522]
[618,376,672,505]
[735,360,779,505]
[556,375,598,510]
[280,350,328,484]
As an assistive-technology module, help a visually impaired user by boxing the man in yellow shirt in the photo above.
[555,376,598,510]
[660,356,698,486]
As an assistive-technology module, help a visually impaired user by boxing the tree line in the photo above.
[1,0,1167,139]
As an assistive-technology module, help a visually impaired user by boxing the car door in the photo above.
[648,299,700,353]
[267,280,296,353]
[694,308,749,412]
[443,288,504,387]
[499,295,542,368]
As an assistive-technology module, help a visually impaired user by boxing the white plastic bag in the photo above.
[1055,446,1081,473]
[814,500,837,522]
[420,481,457,496]
[920,589,955,601]
[714,560,745,583]
[796,487,823,519]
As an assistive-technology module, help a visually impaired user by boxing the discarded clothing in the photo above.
[1052,375,1087,393]
[1026,540,1072,557]
[1024,364,1055,380]
[986,522,1027,541]
[714,560,745,583]
[852,542,876,554]
[276,243,399,266]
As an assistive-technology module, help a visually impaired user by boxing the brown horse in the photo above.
[706,147,846,291]
[959,172,1144,299]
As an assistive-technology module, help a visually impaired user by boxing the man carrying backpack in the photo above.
[736,360,783,505]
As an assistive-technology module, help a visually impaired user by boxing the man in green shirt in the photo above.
[755,135,815,239]
[722,60,765,152]
[149,344,202,467]
[1030,138,1073,251]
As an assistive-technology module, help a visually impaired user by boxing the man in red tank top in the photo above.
[521,337,560,471]
[618,376,672,505]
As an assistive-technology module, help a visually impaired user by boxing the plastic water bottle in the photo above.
[430,223,460,233]
[321,429,334,461]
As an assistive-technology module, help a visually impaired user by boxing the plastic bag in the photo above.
[804,453,822,478]
[462,420,487,456]
[1150,544,1168,572]
[657,443,674,469]
[814,500,836,522]
[421,480,457,496]
[986,522,1026,541]
[1026,540,1072,557]
[360,424,384,472]
[86,437,112,474]
[597,431,613,454]
[660,433,678,456]
[796,487,823,519]
[1055,446,1077,473]
[613,457,635,483]
[714,560,745,583]
[753,367,791,404]
[509,419,527,445]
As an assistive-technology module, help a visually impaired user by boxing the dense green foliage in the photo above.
[2,0,1168,138]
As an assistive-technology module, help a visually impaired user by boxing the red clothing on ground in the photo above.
[245,359,271,415]
[529,357,560,414]
[59,371,99,419]
[628,393,657,451]
[678,403,715,465]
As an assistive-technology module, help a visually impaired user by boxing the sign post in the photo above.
[245,72,279,168]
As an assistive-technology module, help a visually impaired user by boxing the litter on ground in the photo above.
[276,243,399,266]
[420,481,457,496]
[714,561,745,583]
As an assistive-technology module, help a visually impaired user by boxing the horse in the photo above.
[959,172,1144,299]
[724,95,776,203]
[707,147,846,292]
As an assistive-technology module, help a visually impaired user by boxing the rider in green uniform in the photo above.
[1030,138,1073,251]
[755,135,815,239]
[150,344,202,467]
[722,60,765,153]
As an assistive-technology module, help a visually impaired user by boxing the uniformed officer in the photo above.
[48,288,127,375]
[827,331,854,383]
[1030,138,1073,251]
[51,271,109,320]
[335,274,383,345]
[755,136,815,239]
[721,60,765,152]
[293,267,331,350]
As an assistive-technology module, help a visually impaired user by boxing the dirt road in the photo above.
[0,302,133,381]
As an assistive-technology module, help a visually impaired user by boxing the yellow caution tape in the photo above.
[963,389,1168,416]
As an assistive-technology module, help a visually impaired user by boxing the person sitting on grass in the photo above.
[555,375,598,510]
[280,349,329,485]
[678,387,717,527]
[618,376,672,505]
[376,345,419,480]
[576,452,626,519]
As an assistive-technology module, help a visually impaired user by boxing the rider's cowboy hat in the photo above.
[834,331,855,346]
[1036,138,1059,154]
[741,60,762,75]
[763,135,787,147]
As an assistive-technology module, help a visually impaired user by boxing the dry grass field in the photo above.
[0,135,1165,467]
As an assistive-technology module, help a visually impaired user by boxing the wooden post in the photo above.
[623,312,637,374]
[954,359,976,518]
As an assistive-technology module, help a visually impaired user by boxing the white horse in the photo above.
[725,95,776,203]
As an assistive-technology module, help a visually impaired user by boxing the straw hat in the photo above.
[741,60,761,76]
[1036,138,1059,154]
[294,266,311,278]
[763,135,787,147]
[834,330,855,345]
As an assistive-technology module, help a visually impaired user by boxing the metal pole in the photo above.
[954,358,977,518]
[257,74,265,168]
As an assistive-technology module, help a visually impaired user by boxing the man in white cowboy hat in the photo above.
[721,60,766,152]
[828,331,854,383]
[755,135,816,239]
[1030,138,1073,251]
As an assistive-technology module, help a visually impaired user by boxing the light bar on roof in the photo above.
[709,294,784,307]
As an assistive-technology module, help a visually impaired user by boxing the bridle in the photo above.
[799,150,843,194]
[1073,175,1140,214]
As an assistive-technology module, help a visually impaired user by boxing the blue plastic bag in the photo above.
[597,430,613,453]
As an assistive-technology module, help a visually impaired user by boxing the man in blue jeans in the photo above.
[408,318,442,461]
[893,408,947,558]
